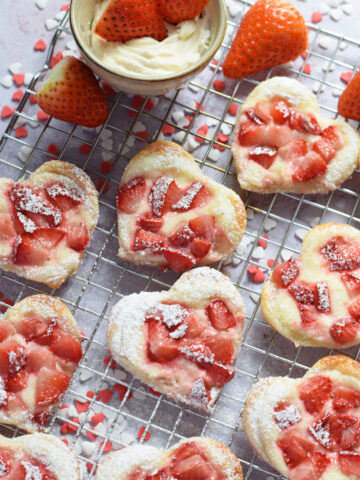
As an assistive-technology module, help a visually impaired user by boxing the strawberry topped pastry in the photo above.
[232,77,360,193]
[0,432,81,479]
[0,295,81,432]
[338,69,360,122]
[116,141,246,272]
[36,56,109,128]
[96,437,243,480]
[223,0,308,80]
[262,223,360,349]
[107,268,244,411]
[0,160,99,289]
[243,355,360,480]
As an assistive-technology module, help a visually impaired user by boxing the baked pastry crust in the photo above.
[0,160,99,289]
[231,77,360,193]
[107,267,245,412]
[0,432,82,479]
[261,223,360,348]
[0,294,81,432]
[95,436,243,480]
[242,355,360,480]
[117,140,246,268]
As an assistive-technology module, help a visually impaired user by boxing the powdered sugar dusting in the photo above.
[16,212,37,233]
[190,378,208,407]
[46,183,84,202]
[288,282,314,304]
[149,176,174,217]
[21,461,42,480]
[181,345,214,364]
[309,414,331,449]
[316,282,330,312]
[0,378,7,407]
[170,323,188,339]
[273,404,301,429]
[321,237,360,271]
[172,182,203,211]
[0,457,8,477]
[149,303,189,328]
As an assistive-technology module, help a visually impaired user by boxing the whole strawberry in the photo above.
[223,0,308,79]
[338,70,360,121]
[94,0,168,42]
[36,56,109,128]
[159,0,210,24]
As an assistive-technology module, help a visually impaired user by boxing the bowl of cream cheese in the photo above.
[70,0,227,96]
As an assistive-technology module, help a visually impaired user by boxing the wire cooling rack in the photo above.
[1,0,360,478]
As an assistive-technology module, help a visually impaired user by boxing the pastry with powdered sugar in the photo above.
[107,267,244,412]
[0,160,99,288]
[231,77,360,193]
[116,141,246,272]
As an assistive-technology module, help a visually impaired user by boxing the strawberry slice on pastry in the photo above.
[243,355,360,480]
[0,160,99,289]
[262,223,360,349]
[107,267,244,412]
[116,141,246,272]
[95,436,243,480]
[0,294,82,432]
[232,77,360,193]
[0,432,81,479]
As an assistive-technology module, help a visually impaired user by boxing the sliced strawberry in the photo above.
[46,183,83,212]
[312,452,331,478]
[149,176,182,217]
[341,272,360,291]
[171,453,217,480]
[21,459,57,480]
[333,387,360,412]
[273,402,301,429]
[299,304,318,327]
[248,146,277,169]
[188,216,215,242]
[172,182,210,212]
[27,348,57,373]
[163,248,196,272]
[288,281,315,305]
[238,122,267,147]
[349,298,360,321]
[133,229,165,253]
[322,125,343,150]
[314,282,330,313]
[292,151,327,182]
[31,228,65,249]
[277,433,315,469]
[6,369,28,393]
[0,320,16,343]
[147,319,180,363]
[339,451,360,477]
[35,367,70,407]
[64,222,89,252]
[330,317,359,345]
[205,363,235,388]
[287,137,308,163]
[313,138,336,163]
[138,215,164,233]
[169,225,195,247]
[180,344,214,368]
[270,100,291,125]
[0,342,28,376]
[50,332,82,363]
[321,236,360,271]
[272,258,299,288]
[128,470,148,480]
[95,0,168,42]
[309,413,335,450]
[0,213,16,242]
[246,104,272,125]
[33,320,59,346]
[117,177,146,214]
[148,468,173,480]
[0,449,12,478]
[15,316,48,341]
[290,111,322,135]
[186,312,205,339]
[203,335,234,365]
[329,413,360,450]
[191,238,211,259]
[298,375,333,414]
[12,235,49,266]
[205,300,237,331]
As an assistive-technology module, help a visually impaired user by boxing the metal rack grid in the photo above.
[0,0,360,478]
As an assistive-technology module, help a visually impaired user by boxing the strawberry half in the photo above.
[223,0,308,79]
[94,0,168,43]
[338,69,360,122]
[159,0,210,24]
[36,56,109,128]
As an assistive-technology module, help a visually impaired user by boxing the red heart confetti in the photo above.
[258,235,269,249]
[101,161,112,174]
[75,400,90,413]
[1,106,14,119]
[99,440,112,453]
[137,426,151,441]
[104,355,116,369]
[213,80,226,92]
[97,389,113,403]
[228,103,238,116]
[97,179,110,193]
[341,71,353,84]
[162,124,175,135]
[79,143,91,155]
[13,73,25,87]
[50,51,63,69]
[311,12,323,23]
[47,143,60,156]
[303,63,311,75]
[34,39,47,51]
[15,126,28,138]
[91,413,105,425]
[12,89,24,102]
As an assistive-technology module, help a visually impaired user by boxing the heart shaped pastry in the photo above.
[0,432,81,479]
[243,355,360,480]
[231,77,360,193]
[0,294,82,432]
[0,160,99,288]
[116,141,246,272]
[96,436,243,480]
[107,267,244,411]
[262,223,360,349]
